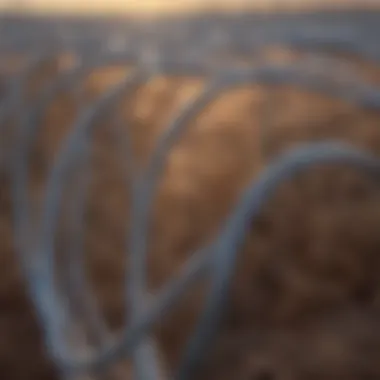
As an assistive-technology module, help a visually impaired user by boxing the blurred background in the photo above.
[0,0,380,15]
[2,1,380,380]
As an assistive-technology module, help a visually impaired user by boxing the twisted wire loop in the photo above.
[2,11,380,380]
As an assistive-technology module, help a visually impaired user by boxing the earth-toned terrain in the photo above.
[2,10,380,380]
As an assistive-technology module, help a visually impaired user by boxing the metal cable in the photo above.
[2,11,380,380]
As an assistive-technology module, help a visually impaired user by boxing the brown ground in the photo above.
[2,49,380,380]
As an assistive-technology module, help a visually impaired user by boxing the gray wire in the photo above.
[33,60,380,377]
[40,142,380,377]
[10,58,118,358]
[4,16,380,380]
[33,69,148,372]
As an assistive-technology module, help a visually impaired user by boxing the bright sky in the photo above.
[0,0,379,15]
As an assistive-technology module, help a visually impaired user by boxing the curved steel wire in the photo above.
[3,11,380,380]
[10,52,144,354]
[26,60,380,380]
[42,142,380,378]
[10,57,115,355]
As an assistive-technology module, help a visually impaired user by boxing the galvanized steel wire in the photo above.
[2,11,380,380]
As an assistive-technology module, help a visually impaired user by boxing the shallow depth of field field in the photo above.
[2,11,380,380]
